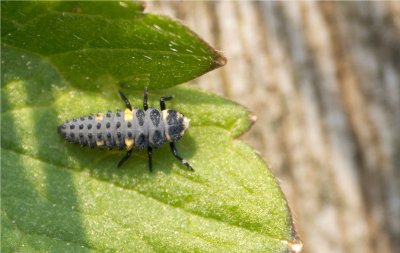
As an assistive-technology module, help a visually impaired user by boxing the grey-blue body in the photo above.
[58,89,193,171]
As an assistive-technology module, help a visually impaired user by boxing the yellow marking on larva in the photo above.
[96,113,104,121]
[165,129,171,141]
[96,139,105,146]
[124,108,133,121]
[162,110,171,141]
[162,110,168,120]
[125,138,134,150]
[181,116,190,135]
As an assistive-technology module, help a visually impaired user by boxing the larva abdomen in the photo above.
[58,108,167,150]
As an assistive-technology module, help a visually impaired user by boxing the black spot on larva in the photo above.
[152,130,163,147]
[136,133,145,148]
[116,112,121,117]
[167,110,178,125]
[97,123,101,129]
[97,133,102,139]
[70,125,75,130]
[70,132,75,138]
[107,132,111,138]
[79,124,84,130]
[88,133,93,138]
[116,122,121,128]
[136,110,145,126]
[79,133,84,138]
[127,122,132,128]
[169,125,183,140]
[80,117,85,121]
[117,132,121,138]
[88,115,93,120]
[106,122,111,128]
[73,119,78,122]
[127,131,132,138]
[87,124,92,130]
[150,109,160,127]
[106,111,111,117]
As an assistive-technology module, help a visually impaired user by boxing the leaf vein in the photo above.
[47,47,207,59]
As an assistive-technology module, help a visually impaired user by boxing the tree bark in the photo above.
[147,2,400,253]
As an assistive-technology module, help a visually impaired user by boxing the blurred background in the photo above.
[147,2,399,253]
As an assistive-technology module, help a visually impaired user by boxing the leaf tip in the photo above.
[240,112,257,136]
[213,51,228,68]
[289,239,303,253]
[249,113,257,123]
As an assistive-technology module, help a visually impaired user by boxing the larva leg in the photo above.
[117,149,133,168]
[143,87,148,111]
[169,142,194,171]
[118,90,132,111]
[160,96,173,110]
[148,147,153,172]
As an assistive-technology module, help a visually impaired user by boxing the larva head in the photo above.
[162,109,190,142]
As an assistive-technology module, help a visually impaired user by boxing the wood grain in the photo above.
[147,2,400,252]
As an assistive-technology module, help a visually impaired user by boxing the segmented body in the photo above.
[57,89,193,171]
[58,108,188,150]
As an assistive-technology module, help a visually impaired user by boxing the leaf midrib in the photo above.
[3,42,210,61]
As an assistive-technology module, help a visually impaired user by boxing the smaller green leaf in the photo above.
[2,1,226,91]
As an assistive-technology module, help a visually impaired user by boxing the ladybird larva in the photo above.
[58,88,193,171]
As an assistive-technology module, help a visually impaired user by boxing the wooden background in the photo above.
[147,2,400,253]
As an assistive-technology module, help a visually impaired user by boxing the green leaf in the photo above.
[1,2,299,253]
[1,1,226,91]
